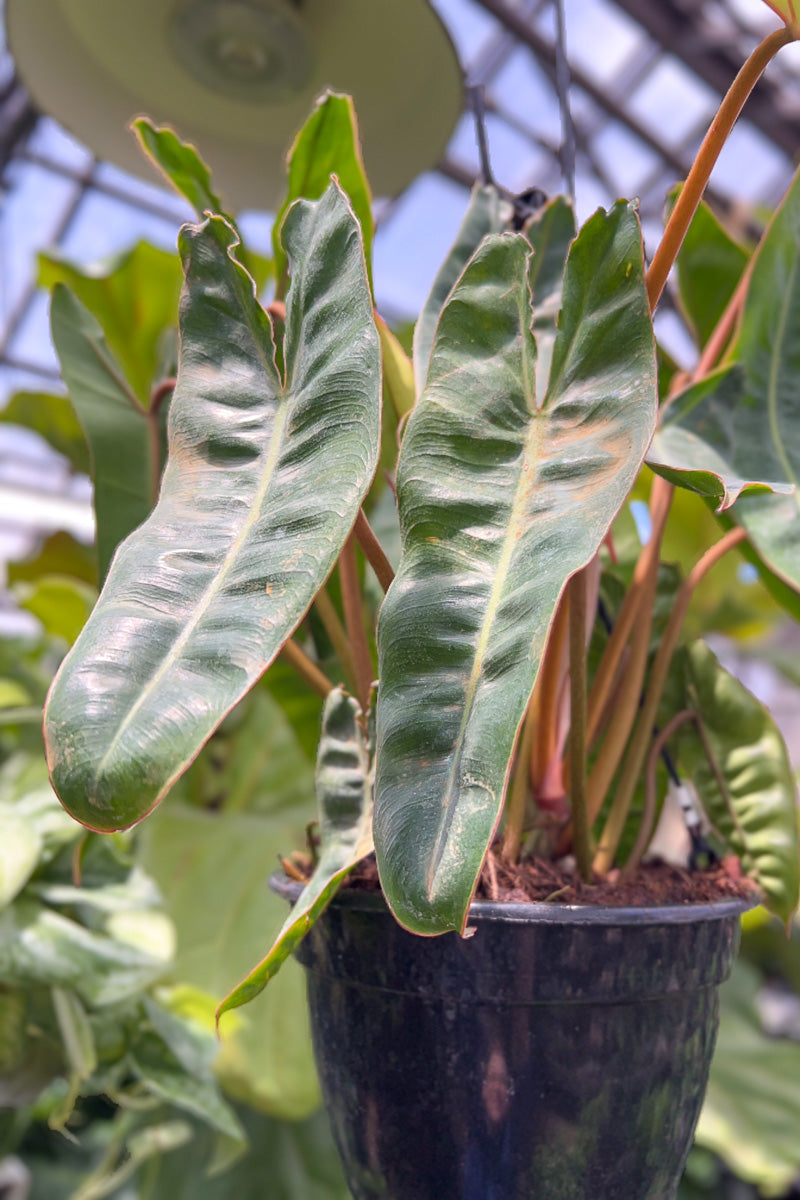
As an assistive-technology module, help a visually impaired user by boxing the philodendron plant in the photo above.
[43,16,800,1025]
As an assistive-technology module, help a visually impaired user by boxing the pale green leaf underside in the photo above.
[375,204,658,935]
[675,640,799,924]
[217,688,372,1017]
[44,183,380,832]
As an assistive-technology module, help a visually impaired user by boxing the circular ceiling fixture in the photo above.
[6,0,463,209]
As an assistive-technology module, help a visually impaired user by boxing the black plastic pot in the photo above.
[272,875,747,1200]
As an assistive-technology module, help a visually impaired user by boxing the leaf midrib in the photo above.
[93,395,289,791]
[425,366,540,899]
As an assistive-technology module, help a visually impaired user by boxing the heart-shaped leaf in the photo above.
[44,182,381,832]
[217,687,372,1018]
[375,203,658,934]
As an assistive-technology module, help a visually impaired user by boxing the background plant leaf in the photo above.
[7,531,97,588]
[16,576,97,645]
[658,165,800,595]
[138,1106,350,1200]
[375,204,658,934]
[218,688,372,1017]
[138,803,321,1119]
[133,119,225,219]
[44,182,380,832]
[696,959,800,1196]
[49,284,159,582]
[272,92,373,292]
[40,241,183,407]
[0,391,90,475]
[671,191,750,349]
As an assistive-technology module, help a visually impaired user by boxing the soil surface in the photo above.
[345,848,759,908]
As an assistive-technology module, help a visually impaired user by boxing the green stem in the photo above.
[501,699,536,863]
[146,378,175,507]
[339,533,374,710]
[585,559,659,827]
[593,527,746,873]
[586,475,672,747]
[530,591,569,791]
[621,709,696,879]
[314,586,358,694]
[354,509,395,593]
[279,638,333,699]
[568,570,591,882]
[646,26,791,312]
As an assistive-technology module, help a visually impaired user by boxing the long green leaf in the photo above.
[525,194,576,401]
[272,92,373,291]
[50,285,158,581]
[218,687,372,1018]
[375,204,658,934]
[133,119,225,219]
[674,640,799,924]
[44,182,380,833]
[413,183,509,395]
[671,191,749,350]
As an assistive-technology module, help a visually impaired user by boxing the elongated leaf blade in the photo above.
[525,195,576,400]
[674,640,799,924]
[375,203,658,934]
[50,285,156,581]
[40,240,183,406]
[648,365,794,508]
[671,191,749,349]
[376,314,415,420]
[413,183,510,394]
[273,92,373,290]
[44,182,380,832]
[133,119,225,219]
[217,688,372,1017]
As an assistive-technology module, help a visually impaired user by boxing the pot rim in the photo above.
[269,871,755,926]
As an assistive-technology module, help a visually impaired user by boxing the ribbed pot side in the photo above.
[272,877,745,1200]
